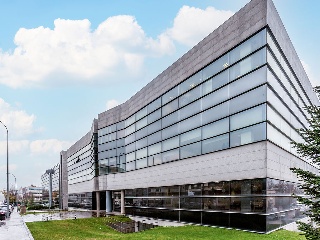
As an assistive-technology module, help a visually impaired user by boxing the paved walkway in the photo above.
[0,209,34,240]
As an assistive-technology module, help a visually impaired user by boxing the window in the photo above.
[202,86,229,110]
[202,102,229,125]
[179,100,201,121]
[202,118,229,140]
[202,134,229,154]
[180,142,201,159]
[180,128,201,146]
[162,123,180,140]
[162,99,178,116]
[162,149,179,163]
[162,136,179,151]
[202,54,229,80]
[179,85,201,107]
[229,48,266,81]
[202,70,229,95]
[230,104,266,131]
[148,143,161,156]
[148,109,161,124]
[229,85,266,115]
[148,98,162,113]
[179,71,202,95]
[162,86,179,105]
[230,122,266,147]
[229,29,266,65]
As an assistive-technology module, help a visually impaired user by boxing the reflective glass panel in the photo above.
[230,122,266,147]
[230,104,266,131]
[202,133,229,154]
[180,128,201,146]
[180,142,201,159]
[202,118,229,140]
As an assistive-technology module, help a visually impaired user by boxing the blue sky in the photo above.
[0,0,319,199]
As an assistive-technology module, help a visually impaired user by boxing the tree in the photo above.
[290,86,320,239]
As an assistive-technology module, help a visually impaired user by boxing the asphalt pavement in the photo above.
[0,208,34,240]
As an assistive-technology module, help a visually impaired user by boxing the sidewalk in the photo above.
[0,209,34,240]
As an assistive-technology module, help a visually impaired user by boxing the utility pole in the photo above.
[46,169,55,208]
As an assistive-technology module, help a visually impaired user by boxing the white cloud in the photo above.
[166,6,234,46]
[301,61,319,87]
[0,6,234,88]
[0,16,175,88]
[106,99,120,110]
[0,98,36,138]
[0,139,71,156]
[0,140,29,156]
[30,139,72,155]
[0,164,17,172]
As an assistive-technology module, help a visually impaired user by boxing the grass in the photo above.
[26,217,306,240]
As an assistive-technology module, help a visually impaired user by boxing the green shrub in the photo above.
[27,205,49,210]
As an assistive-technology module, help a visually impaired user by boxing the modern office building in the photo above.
[25,186,43,203]
[57,0,319,232]
[41,163,60,206]
[60,120,98,210]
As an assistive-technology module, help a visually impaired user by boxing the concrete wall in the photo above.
[68,179,95,194]
[102,142,268,190]
[266,141,319,182]
[60,150,68,210]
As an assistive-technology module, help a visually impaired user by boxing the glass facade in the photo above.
[124,178,305,232]
[68,192,92,209]
[98,29,269,174]
[66,132,98,209]
[97,28,312,175]
[41,163,60,205]
[67,134,98,185]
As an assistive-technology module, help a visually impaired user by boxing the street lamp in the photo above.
[0,120,9,218]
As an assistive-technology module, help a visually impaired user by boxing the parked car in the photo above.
[0,207,8,220]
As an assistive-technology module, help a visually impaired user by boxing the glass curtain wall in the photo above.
[124,178,304,232]
[67,134,97,185]
[98,27,311,174]
[98,29,268,174]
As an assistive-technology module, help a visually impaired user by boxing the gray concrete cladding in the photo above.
[98,0,316,129]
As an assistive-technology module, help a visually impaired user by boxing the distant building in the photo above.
[25,186,43,203]
[52,0,319,232]
[41,163,60,205]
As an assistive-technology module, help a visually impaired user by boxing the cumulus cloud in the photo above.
[0,6,234,88]
[0,139,71,156]
[0,98,36,138]
[0,140,29,156]
[106,99,120,110]
[165,6,234,46]
[302,61,319,87]
[30,139,72,155]
[0,16,175,88]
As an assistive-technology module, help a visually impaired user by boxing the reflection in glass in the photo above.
[230,122,266,147]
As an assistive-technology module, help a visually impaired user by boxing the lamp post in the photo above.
[0,120,9,218]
